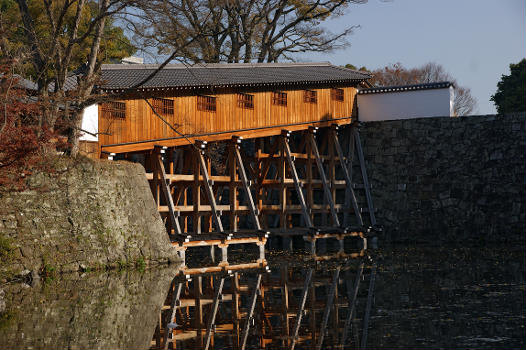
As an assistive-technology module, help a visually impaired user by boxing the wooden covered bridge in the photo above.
[83,62,378,262]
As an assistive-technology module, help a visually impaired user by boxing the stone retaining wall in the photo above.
[0,159,180,277]
[360,113,526,242]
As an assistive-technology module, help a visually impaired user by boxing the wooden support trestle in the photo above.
[140,124,378,266]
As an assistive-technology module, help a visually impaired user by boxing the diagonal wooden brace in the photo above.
[353,128,377,226]
[281,132,314,228]
[307,129,340,227]
[330,127,364,227]
[195,142,225,234]
[232,137,262,231]
[154,146,182,235]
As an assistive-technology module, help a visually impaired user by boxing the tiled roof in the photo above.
[358,82,454,95]
[98,62,371,92]
[7,74,79,92]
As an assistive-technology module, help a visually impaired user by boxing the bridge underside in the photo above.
[110,122,377,265]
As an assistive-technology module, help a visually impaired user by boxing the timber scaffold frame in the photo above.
[137,122,377,264]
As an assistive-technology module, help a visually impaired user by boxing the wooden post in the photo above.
[279,137,287,230]
[228,145,239,232]
[306,131,314,225]
[193,152,201,234]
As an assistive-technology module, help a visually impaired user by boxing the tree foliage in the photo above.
[0,0,135,157]
[370,62,477,116]
[490,59,526,114]
[127,0,365,63]
[344,63,368,72]
[0,61,61,188]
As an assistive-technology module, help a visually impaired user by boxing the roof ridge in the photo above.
[358,81,454,95]
[101,62,334,70]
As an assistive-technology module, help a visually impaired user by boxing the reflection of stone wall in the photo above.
[0,159,180,276]
[0,267,177,349]
[361,113,526,242]
[369,246,525,349]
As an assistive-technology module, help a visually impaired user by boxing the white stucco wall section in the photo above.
[79,104,98,141]
[357,87,454,122]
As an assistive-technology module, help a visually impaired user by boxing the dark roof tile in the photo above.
[98,62,371,91]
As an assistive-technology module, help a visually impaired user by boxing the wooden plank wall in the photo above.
[99,87,357,148]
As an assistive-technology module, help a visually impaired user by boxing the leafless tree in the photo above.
[126,0,365,63]
[371,62,477,116]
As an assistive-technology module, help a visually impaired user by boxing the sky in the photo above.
[295,0,526,114]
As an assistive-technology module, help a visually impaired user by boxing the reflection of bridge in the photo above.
[151,256,377,350]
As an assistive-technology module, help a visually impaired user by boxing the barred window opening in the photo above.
[237,93,254,109]
[304,90,317,104]
[151,98,174,116]
[197,95,216,112]
[272,91,287,106]
[101,101,126,119]
[331,88,344,102]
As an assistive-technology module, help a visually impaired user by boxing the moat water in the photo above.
[0,244,524,349]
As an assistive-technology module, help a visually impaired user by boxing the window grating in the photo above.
[237,93,254,109]
[151,98,174,116]
[197,95,216,112]
[101,101,126,119]
[304,90,317,104]
[331,88,344,102]
[272,91,287,106]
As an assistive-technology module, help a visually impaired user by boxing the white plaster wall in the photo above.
[79,104,98,141]
[357,87,454,122]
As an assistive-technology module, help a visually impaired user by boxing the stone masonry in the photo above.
[0,159,180,276]
[360,113,526,243]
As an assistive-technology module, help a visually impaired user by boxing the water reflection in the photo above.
[0,268,177,349]
[0,245,524,350]
[151,254,376,350]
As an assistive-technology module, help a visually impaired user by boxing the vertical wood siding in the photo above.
[99,87,357,146]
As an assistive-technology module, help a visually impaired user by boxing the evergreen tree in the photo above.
[491,59,526,114]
